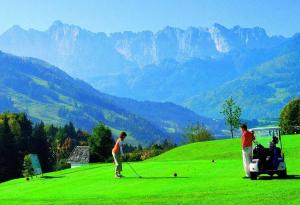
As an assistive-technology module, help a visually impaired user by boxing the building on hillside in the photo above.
[67,146,90,168]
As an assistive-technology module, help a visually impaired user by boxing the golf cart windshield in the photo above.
[249,127,282,147]
[250,127,281,137]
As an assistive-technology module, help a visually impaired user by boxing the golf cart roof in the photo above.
[249,127,282,138]
[250,127,281,132]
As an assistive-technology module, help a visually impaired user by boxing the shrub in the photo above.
[184,123,213,143]
[22,154,34,179]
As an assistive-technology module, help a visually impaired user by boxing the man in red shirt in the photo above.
[240,124,255,177]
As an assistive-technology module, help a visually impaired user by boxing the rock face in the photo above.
[0,21,285,77]
[208,24,285,52]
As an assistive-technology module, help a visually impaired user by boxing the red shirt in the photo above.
[241,130,254,148]
[112,138,123,154]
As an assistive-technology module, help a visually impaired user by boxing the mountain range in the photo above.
[0,50,223,145]
[0,21,285,76]
[0,21,299,119]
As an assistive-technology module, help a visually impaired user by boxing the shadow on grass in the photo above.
[258,175,300,180]
[123,176,190,179]
[60,164,112,175]
[41,176,65,179]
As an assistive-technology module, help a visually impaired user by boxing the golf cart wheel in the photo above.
[278,169,287,178]
[250,172,258,180]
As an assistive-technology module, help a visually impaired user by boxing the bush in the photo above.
[124,151,143,161]
[55,159,71,170]
[184,123,213,143]
[122,140,176,162]
[140,149,163,160]
[22,154,34,179]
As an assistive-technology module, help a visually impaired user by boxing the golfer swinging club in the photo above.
[112,131,127,178]
[240,124,255,178]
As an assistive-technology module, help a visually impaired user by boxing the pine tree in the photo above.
[0,115,18,182]
[16,113,32,153]
[64,122,77,141]
[30,122,52,172]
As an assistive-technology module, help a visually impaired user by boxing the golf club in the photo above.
[126,162,142,178]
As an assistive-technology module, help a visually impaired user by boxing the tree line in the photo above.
[0,112,89,182]
[4,96,297,183]
[0,112,176,183]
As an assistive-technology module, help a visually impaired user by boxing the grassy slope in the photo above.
[0,135,300,205]
[187,51,300,120]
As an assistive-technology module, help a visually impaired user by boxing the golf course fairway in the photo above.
[1,135,300,205]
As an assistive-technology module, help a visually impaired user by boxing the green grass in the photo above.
[102,109,128,122]
[30,76,49,88]
[7,88,68,125]
[1,135,300,205]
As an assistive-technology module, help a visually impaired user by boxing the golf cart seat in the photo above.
[253,144,269,160]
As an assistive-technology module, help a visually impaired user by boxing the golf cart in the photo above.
[249,127,287,180]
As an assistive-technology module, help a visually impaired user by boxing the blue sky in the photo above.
[0,0,299,37]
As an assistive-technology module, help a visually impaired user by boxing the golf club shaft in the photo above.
[127,162,141,177]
